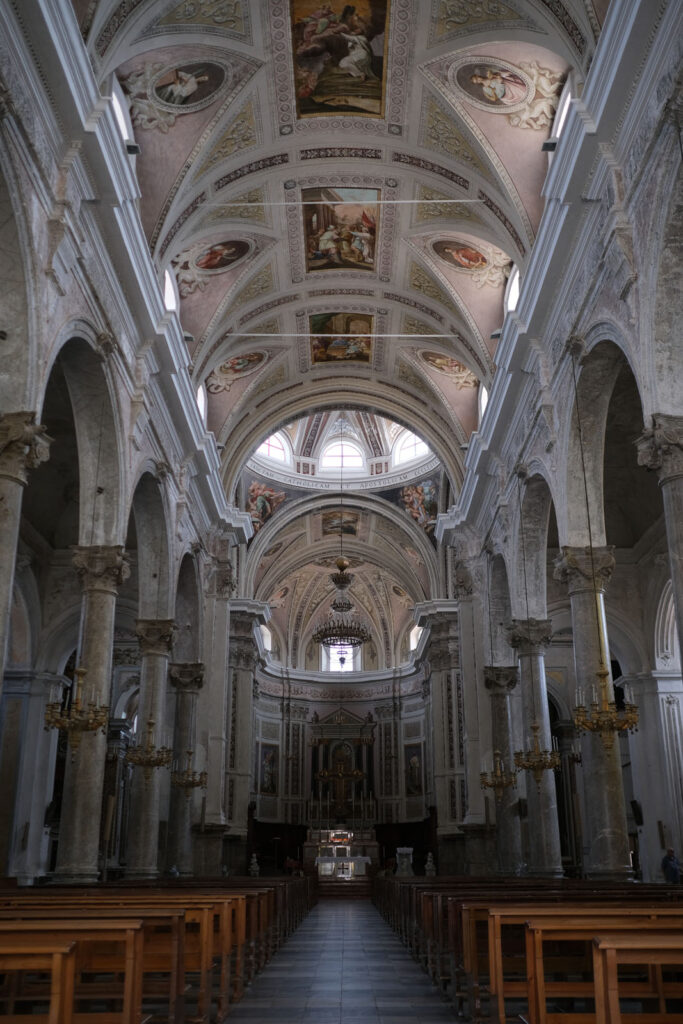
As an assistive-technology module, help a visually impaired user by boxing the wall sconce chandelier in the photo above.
[44,666,109,757]
[171,749,207,794]
[125,718,172,779]
[480,750,517,800]
[514,722,560,787]
[567,346,639,748]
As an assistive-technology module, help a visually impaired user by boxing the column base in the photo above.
[124,868,160,882]
[584,866,634,882]
[192,824,232,877]
[461,823,496,876]
[524,865,565,879]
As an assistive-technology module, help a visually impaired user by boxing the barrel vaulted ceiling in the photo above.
[72,0,604,669]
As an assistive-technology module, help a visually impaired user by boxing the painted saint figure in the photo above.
[468,67,527,106]
[157,67,209,104]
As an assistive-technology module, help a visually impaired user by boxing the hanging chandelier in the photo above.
[313,423,371,652]
[480,750,517,800]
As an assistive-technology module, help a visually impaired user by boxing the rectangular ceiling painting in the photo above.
[310,312,373,363]
[303,187,379,273]
[291,1,390,118]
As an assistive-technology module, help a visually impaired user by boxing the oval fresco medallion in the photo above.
[450,58,532,113]
[420,352,478,388]
[153,62,227,111]
[194,238,251,272]
[206,351,267,393]
[433,239,488,272]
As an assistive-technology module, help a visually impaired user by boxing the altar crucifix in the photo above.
[315,744,365,817]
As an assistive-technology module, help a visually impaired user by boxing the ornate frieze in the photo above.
[553,546,616,596]
[72,546,131,595]
[636,415,683,482]
[169,662,205,691]
[505,618,553,653]
[0,413,51,485]
[135,619,176,656]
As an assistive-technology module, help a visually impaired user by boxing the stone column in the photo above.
[168,662,204,876]
[55,545,130,883]
[484,666,523,875]
[415,601,464,875]
[194,552,234,876]
[554,547,631,879]
[453,560,495,874]
[506,619,563,877]
[637,415,683,667]
[125,619,175,880]
[225,604,264,873]
[0,413,50,690]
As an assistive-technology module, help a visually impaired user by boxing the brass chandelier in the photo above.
[44,666,109,757]
[313,422,370,653]
[125,718,173,779]
[480,750,517,801]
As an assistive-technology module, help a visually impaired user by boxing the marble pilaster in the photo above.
[54,545,129,883]
[484,666,523,875]
[506,619,563,877]
[168,662,204,876]
[0,414,50,690]
[125,619,175,880]
[637,415,683,668]
[554,546,631,879]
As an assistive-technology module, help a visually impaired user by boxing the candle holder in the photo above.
[514,722,560,787]
[125,719,173,779]
[573,666,638,750]
[480,750,517,801]
[171,749,207,795]
[44,667,109,758]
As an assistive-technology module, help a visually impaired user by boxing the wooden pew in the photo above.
[0,919,145,1024]
[0,936,76,1024]
[528,913,683,1024]
[0,906,184,1024]
[592,932,683,1024]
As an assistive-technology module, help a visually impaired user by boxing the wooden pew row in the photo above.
[0,906,184,1024]
[0,918,146,1024]
[0,937,76,1024]
[592,932,683,1024]
[0,876,313,1023]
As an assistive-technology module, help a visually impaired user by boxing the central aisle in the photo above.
[227,899,456,1024]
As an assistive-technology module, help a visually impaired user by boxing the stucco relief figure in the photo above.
[452,57,564,130]
[292,1,389,117]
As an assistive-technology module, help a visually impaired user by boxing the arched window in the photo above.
[478,384,489,424]
[320,441,364,470]
[196,384,207,424]
[257,433,287,462]
[321,643,361,672]
[259,624,272,652]
[504,266,520,313]
[163,269,178,312]
[395,431,429,465]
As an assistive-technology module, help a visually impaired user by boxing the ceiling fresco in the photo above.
[75,0,601,668]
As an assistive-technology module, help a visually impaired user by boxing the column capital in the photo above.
[553,545,615,595]
[135,619,176,656]
[72,545,130,593]
[0,412,51,485]
[484,665,519,693]
[505,618,553,653]
[636,414,683,482]
[169,662,204,691]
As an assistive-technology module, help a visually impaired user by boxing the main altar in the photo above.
[304,827,379,879]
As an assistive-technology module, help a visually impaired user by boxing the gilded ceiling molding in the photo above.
[192,97,260,180]
[429,0,529,46]
[419,94,496,184]
[413,184,482,227]
[384,292,445,323]
[140,0,251,43]
[197,187,267,227]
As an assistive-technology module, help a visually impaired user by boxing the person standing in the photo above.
[661,847,680,883]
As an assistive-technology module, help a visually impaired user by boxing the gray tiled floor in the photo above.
[226,899,456,1024]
